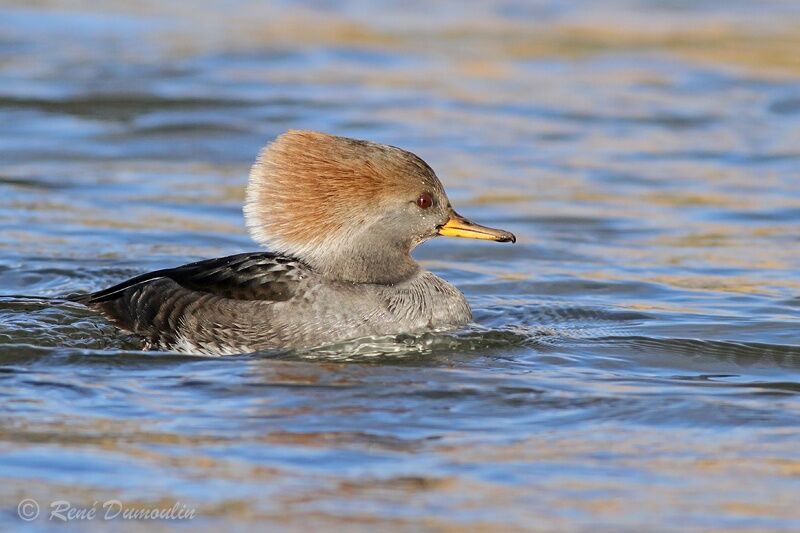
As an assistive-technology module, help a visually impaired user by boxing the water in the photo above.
[1,0,800,530]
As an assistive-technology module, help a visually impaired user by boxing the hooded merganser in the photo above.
[72,131,515,355]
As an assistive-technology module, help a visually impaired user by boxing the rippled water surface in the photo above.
[2,1,800,530]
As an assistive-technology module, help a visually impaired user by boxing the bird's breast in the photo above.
[382,271,472,330]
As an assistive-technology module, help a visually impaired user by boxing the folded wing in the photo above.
[70,252,307,352]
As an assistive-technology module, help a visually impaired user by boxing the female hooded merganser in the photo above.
[72,131,515,355]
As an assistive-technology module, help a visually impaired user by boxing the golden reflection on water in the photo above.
[6,415,799,529]
[1,1,800,530]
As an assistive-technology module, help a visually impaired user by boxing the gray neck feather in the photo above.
[303,227,419,285]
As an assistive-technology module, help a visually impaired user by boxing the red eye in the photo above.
[416,192,433,209]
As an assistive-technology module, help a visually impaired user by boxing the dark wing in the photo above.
[70,252,307,349]
[71,252,302,304]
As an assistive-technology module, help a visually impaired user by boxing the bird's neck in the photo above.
[293,229,418,285]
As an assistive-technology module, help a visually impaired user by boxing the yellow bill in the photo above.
[437,210,516,243]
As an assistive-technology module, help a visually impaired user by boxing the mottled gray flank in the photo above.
[73,252,471,355]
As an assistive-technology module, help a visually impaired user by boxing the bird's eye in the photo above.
[416,192,433,209]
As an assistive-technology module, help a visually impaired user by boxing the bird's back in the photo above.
[73,253,309,354]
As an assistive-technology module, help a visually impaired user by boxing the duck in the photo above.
[71,131,516,355]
